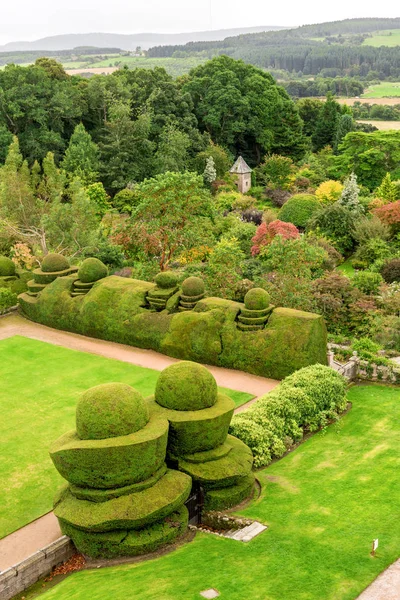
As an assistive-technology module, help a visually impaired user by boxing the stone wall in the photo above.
[0,536,74,600]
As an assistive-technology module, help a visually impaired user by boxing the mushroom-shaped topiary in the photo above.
[76,383,149,440]
[181,276,205,298]
[78,258,108,283]
[155,361,218,411]
[41,253,70,273]
[154,271,179,289]
[0,256,16,277]
[244,288,270,311]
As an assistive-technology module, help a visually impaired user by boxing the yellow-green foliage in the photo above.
[181,276,205,297]
[50,414,169,488]
[76,383,149,440]
[154,271,180,289]
[204,473,255,511]
[78,257,108,283]
[244,287,270,310]
[54,469,191,532]
[0,256,16,276]
[59,505,188,558]
[315,180,343,204]
[155,361,218,411]
[19,275,327,380]
[148,393,235,456]
[41,253,70,273]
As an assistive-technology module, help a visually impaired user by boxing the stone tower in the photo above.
[230,156,252,193]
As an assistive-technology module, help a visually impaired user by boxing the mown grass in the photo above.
[36,384,400,600]
[337,258,355,278]
[363,29,400,47]
[0,336,252,539]
[362,81,400,98]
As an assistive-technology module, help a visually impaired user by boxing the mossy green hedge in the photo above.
[155,361,217,411]
[54,469,191,532]
[19,275,327,380]
[41,253,70,273]
[60,505,188,558]
[0,256,16,277]
[148,393,235,456]
[203,474,255,511]
[50,414,169,488]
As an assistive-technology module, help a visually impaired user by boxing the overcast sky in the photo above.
[0,0,399,44]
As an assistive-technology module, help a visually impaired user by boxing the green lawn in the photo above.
[337,258,355,278]
[362,82,400,98]
[0,336,252,539]
[363,29,400,47]
[37,384,400,600]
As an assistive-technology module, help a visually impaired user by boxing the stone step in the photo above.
[229,521,267,542]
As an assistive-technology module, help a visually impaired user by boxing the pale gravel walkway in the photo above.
[0,313,278,571]
[356,559,400,600]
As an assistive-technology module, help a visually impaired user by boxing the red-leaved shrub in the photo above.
[251,220,300,256]
[373,201,400,227]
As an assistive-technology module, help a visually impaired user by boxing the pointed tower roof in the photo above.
[230,156,252,174]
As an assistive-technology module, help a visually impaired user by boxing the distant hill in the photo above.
[0,26,287,53]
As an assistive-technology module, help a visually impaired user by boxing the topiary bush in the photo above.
[76,383,149,440]
[381,258,400,283]
[41,253,70,273]
[155,361,218,411]
[279,194,321,228]
[230,364,347,467]
[181,276,205,298]
[154,271,179,289]
[0,256,16,277]
[244,288,270,310]
[78,258,108,283]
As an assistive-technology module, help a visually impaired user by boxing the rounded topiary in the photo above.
[41,253,70,273]
[0,256,16,277]
[244,288,270,311]
[76,383,149,440]
[154,271,179,289]
[78,258,108,283]
[181,277,205,298]
[279,194,321,228]
[155,361,218,411]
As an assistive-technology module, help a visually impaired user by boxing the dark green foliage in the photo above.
[76,383,149,440]
[149,393,235,456]
[0,287,17,312]
[181,276,205,297]
[308,203,356,253]
[244,287,270,310]
[204,474,255,511]
[352,271,383,295]
[381,258,400,283]
[312,94,341,151]
[50,414,169,488]
[41,253,70,273]
[0,256,15,276]
[78,257,108,283]
[155,361,217,411]
[59,505,188,558]
[279,194,321,228]
[230,364,347,467]
[54,469,191,532]
[154,271,180,289]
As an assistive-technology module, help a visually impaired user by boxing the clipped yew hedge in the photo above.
[229,364,347,467]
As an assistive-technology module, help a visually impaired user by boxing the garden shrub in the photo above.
[352,337,381,360]
[0,288,17,312]
[155,361,217,411]
[244,288,270,310]
[354,238,391,265]
[41,253,70,273]
[251,220,300,256]
[154,271,180,289]
[308,203,356,254]
[0,255,16,277]
[76,383,149,440]
[381,258,400,283]
[279,194,320,228]
[181,276,205,297]
[352,271,383,295]
[78,258,108,283]
[230,364,347,467]
[315,180,343,204]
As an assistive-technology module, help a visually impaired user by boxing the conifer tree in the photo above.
[203,156,217,185]
[62,123,99,185]
[312,94,340,152]
[375,173,397,202]
[338,172,361,212]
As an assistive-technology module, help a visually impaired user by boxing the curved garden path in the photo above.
[0,312,278,571]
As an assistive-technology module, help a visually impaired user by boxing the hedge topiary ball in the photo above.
[155,361,218,411]
[41,253,70,273]
[76,383,149,440]
[244,288,270,311]
[0,256,16,277]
[154,271,179,289]
[78,258,108,283]
[181,277,205,297]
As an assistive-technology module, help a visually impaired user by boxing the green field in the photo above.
[363,29,400,47]
[362,82,400,98]
[0,336,252,539]
[34,384,400,600]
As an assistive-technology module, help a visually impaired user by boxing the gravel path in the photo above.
[0,313,278,571]
[356,560,400,600]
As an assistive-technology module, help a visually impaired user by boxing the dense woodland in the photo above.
[1,55,400,364]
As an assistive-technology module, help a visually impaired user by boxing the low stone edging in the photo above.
[0,305,18,319]
[0,536,74,600]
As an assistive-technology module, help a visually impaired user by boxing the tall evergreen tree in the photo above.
[338,172,361,212]
[334,114,354,153]
[62,123,99,185]
[312,94,341,152]
[375,173,398,202]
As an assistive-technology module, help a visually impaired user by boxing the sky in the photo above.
[0,0,399,45]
